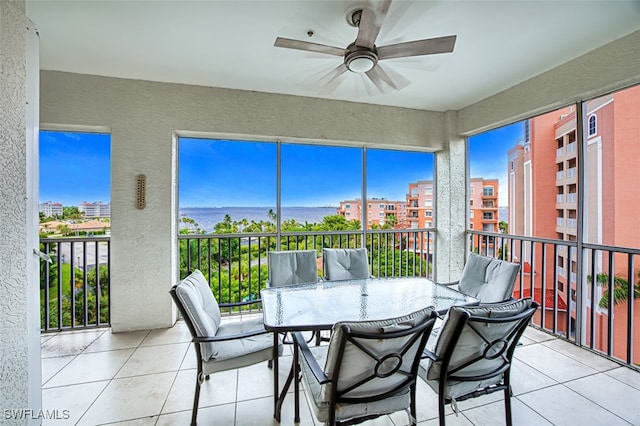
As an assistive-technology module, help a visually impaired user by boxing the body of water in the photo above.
[180,206,338,232]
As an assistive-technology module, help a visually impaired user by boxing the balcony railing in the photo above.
[468,229,640,369]
[178,229,435,314]
[39,236,111,332]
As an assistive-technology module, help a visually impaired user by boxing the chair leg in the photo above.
[191,370,204,426]
[410,383,417,425]
[293,343,300,423]
[504,373,513,426]
[438,394,446,426]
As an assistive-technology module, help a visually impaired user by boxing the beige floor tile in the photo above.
[162,368,238,413]
[515,343,598,383]
[463,397,553,426]
[510,358,557,395]
[521,327,555,343]
[564,372,640,424]
[76,372,176,425]
[417,413,474,425]
[44,349,134,388]
[542,338,620,371]
[101,417,158,425]
[235,393,316,426]
[41,329,107,358]
[157,403,236,425]
[116,342,189,378]
[141,322,192,346]
[42,380,109,426]
[41,355,75,385]
[518,384,630,426]
[606,366,640,390]
[83,329,150,353]
[237,358,292,401]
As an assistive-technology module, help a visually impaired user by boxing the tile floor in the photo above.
[41,321,640,425]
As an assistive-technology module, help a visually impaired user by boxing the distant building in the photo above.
[337,198,407,229]
[39,201,63,217]
[507,85,640,361]
[78,201,111,218]
[469,178,499,233]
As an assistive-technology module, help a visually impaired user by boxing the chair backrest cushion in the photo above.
[458,253,520,303]
[174,269,221,360]
[426,298,533,398]
[323,248,370,281]
[323,306,435,401]
[268,250,318,286]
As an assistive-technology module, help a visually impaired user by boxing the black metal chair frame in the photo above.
[422,302,539,426]
[293,310,438,426]
[169,285,269,426]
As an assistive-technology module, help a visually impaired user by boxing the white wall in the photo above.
[0,1,42,423]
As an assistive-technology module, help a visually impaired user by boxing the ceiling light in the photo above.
[344,46,378,73]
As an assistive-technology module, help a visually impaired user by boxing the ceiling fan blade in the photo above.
[365,62,409,94]
[274,37,345,57]
[355,0,392,49]
[377,35,457,60]
[318,64,349,95]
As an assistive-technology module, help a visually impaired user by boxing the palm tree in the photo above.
[588,271,640,308]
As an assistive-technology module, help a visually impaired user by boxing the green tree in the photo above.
[499,220,508,234]
[63,206,83,220]
[589,271,640,308]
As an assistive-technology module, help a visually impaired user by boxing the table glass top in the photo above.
[261,277,477,331]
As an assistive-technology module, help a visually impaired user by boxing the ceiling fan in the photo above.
[274,0,456,95]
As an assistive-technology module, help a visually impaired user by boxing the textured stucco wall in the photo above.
[40,72,445,331]
[435,111,467,282]
[458,30,640,136]
[0,1,41,422]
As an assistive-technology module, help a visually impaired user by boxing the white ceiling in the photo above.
[26,0,640,111]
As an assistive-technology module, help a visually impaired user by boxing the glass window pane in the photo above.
[178,138,276,232]
[39,130,111,230]
[281,144,361,231]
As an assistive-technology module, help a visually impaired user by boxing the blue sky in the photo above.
[39,131,111,205]
[39,124,523,207]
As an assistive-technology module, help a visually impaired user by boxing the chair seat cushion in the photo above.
[202,316,279,374]
[301,345,410,423]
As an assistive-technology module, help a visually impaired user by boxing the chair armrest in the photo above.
[434,280,460,287]
[292,332,330,385]
[219,298,262,308]
[422,348,439,361]
[193,328,269,343]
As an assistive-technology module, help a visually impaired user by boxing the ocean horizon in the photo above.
[180,206,338,232]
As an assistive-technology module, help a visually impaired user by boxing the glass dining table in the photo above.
[261,276,478,422]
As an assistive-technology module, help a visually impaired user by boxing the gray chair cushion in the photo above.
[421,298,533,400]
[304,307,434,422]
[323,248,370,281]
[174,269,222,360]
[458,253,520,303]
[202,316,277,375]
[268,250,318,286]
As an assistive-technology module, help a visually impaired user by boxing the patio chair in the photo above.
[439,253,520,303]
[267,249,318,287]
[426,253,521,350]
[323,248,370,281]
[170,269,282,426]
[292,306,438,426]
[420,298,538,426]
[267,249,320,344]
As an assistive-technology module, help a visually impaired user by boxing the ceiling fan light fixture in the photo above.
[344,45,378,73]
[346,55,375,73]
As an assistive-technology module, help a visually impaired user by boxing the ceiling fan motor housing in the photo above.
[344,42,378,73]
